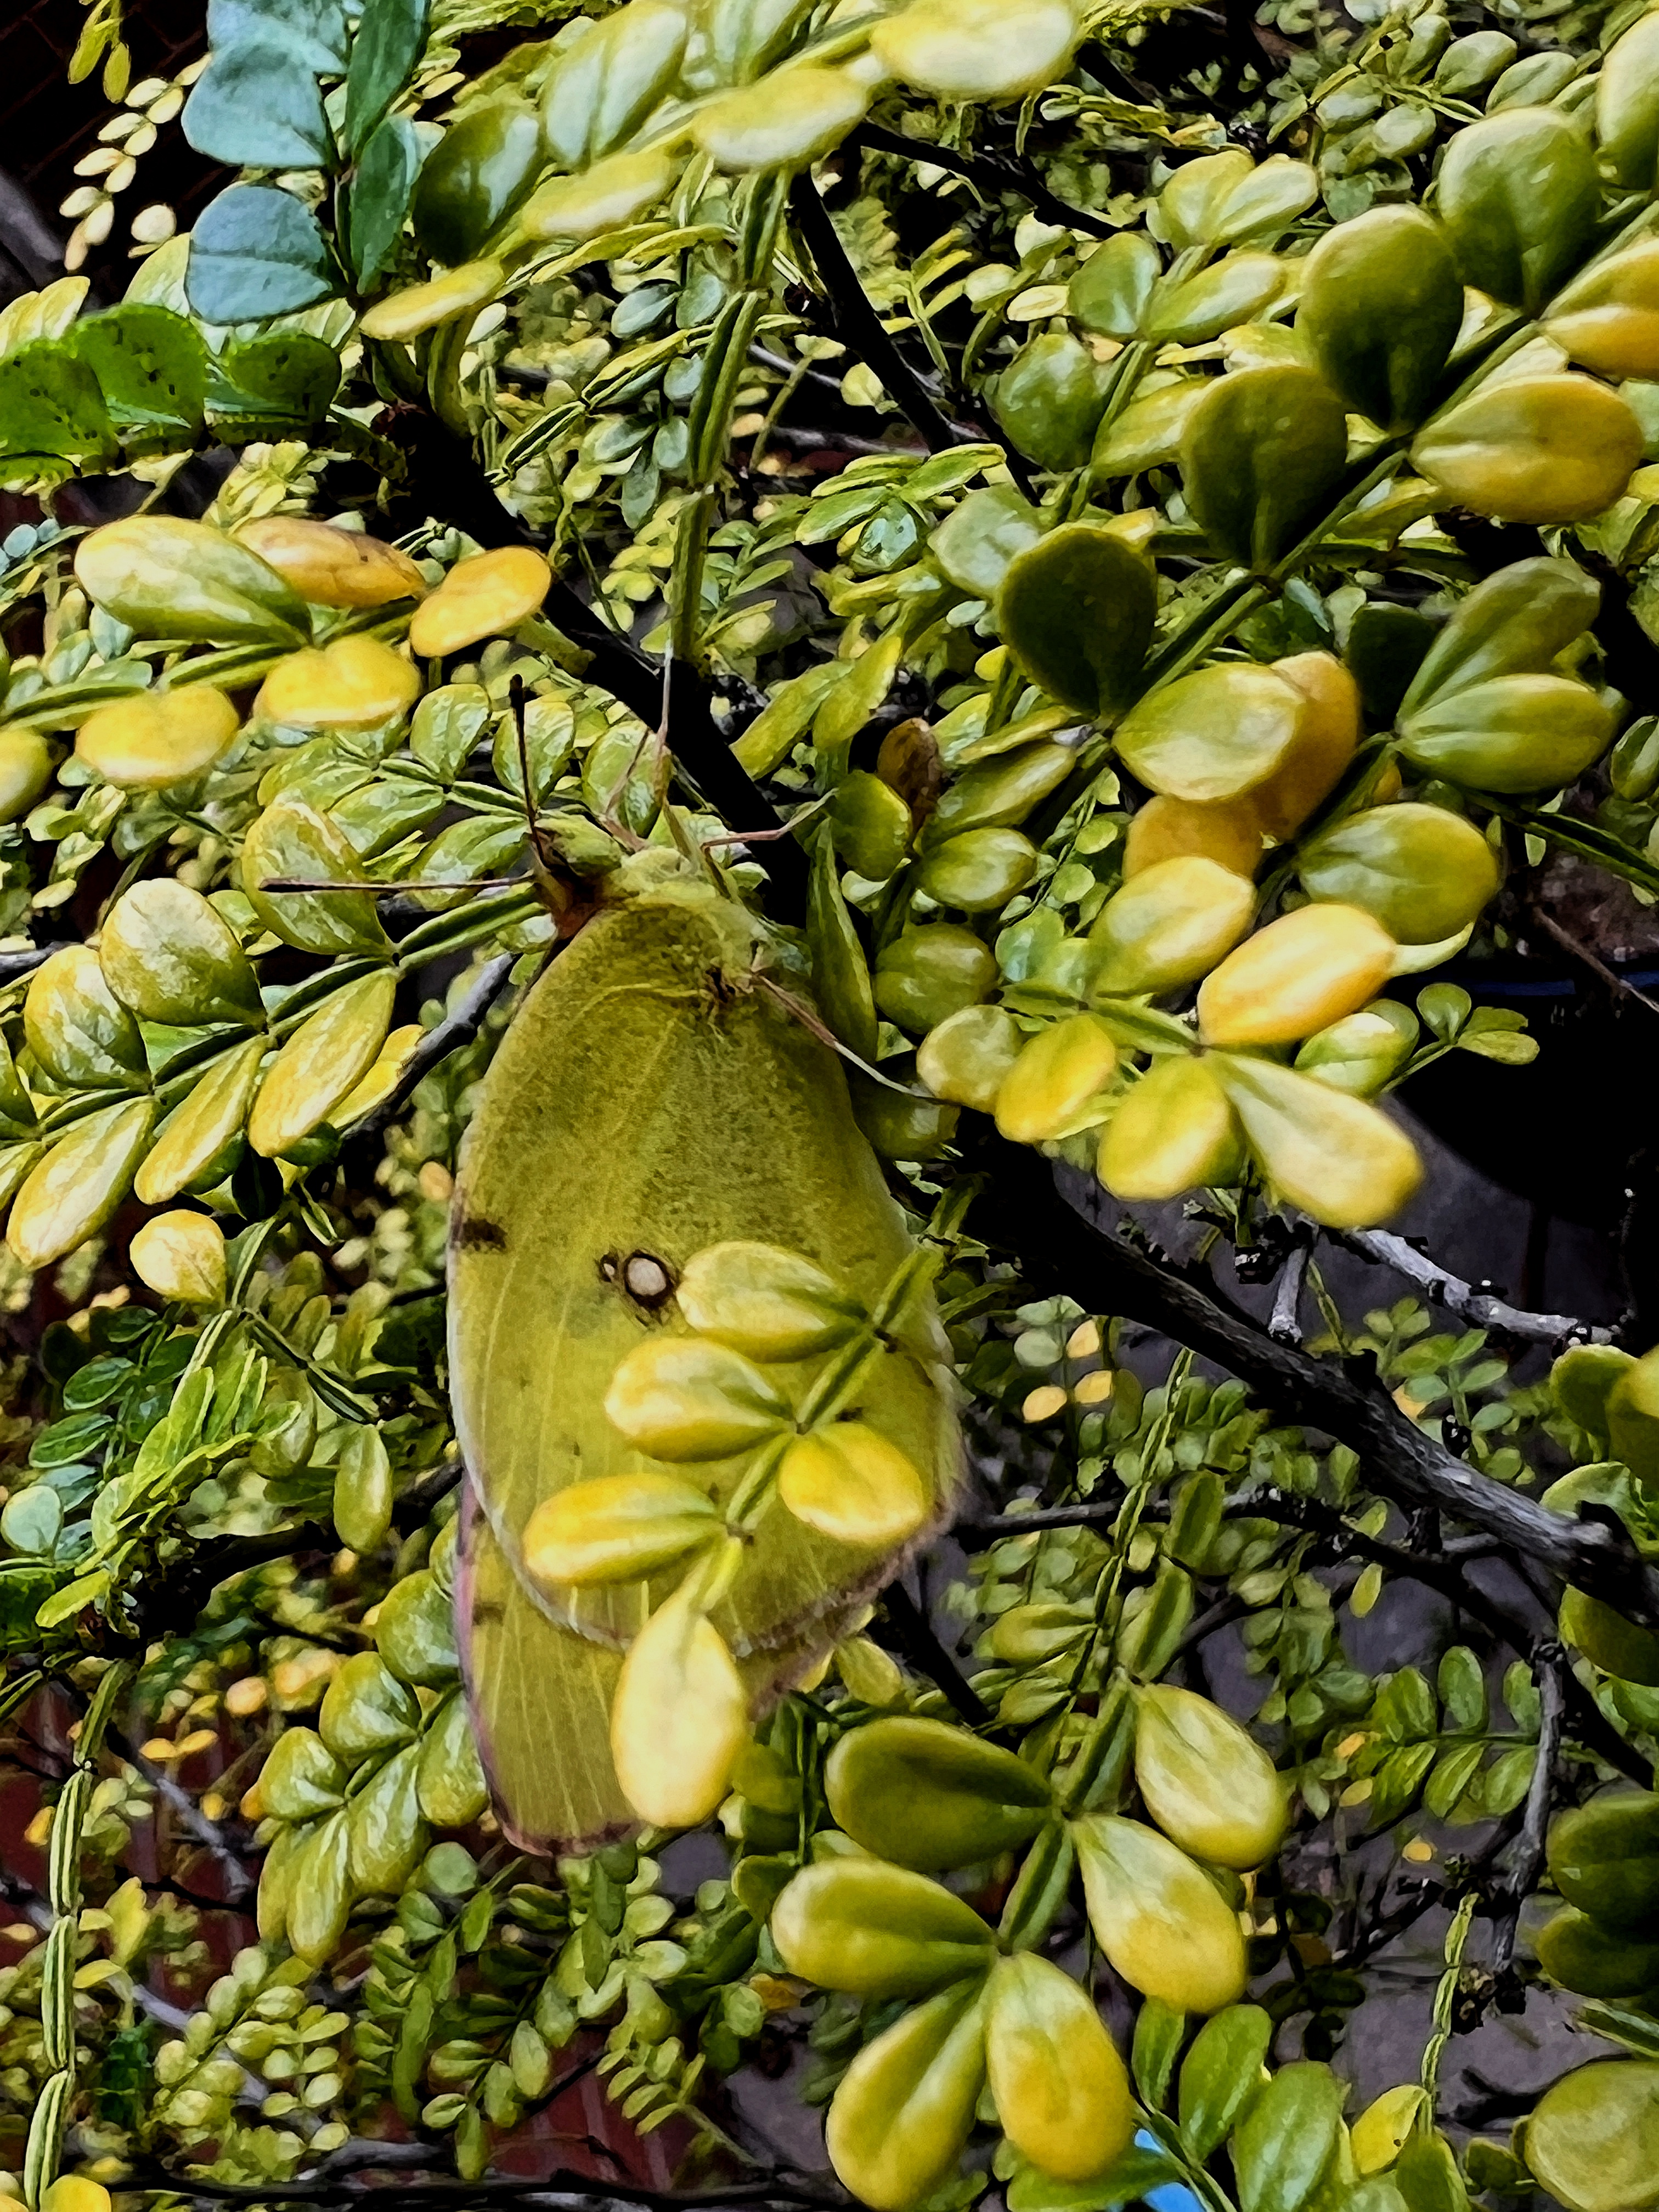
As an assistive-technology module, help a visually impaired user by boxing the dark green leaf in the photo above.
[208,0,348,72]
[345,0,429,157]
[1131,1997,1184,2109]
[0,341,115,464]
[187,185,335,324]
[349,112,425,287]
[183,41,333,170]
[0,1564,64,1650]
[68,306,207,437]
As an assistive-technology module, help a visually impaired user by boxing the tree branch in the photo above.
[853,123,1115,239]
[353,953,516,1144]
[964,1137,1659,1630]
[1335,1227,1611,1347]
[787,178,968,456]
[1491,1642,1568,1978]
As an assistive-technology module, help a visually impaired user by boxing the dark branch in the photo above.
[1491,1643,1568,1978]
[1336,1226,1610,1347]
[853,123,1115,238]
[872,1583,997,1730]
[354,953,515,1144]
[965,1138,1659,1632]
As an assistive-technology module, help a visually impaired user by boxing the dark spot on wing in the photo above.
[623,1251,676,1308]
[455,1216,507,1250]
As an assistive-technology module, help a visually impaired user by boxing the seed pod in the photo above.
[874,924,997,1034]
[1181,365,1348,572]
[1087,856,1256,997]
[418,1690,492,1827]
[917,1005,1024,1113]
[1397,674,1614,793]
[235,516,428,608]
[1547,1790,1659,1932]
[41,2181,110,2212]
[136,1036,266,1204]
[1212,1053,1422,1227]
[1073,1813,1248,2013]
[1135,1684,1286,1869]
[287,1808,352,1964]
[257,635,420,731]
[1546,241,1659,381]
[1599,12,1659,190]
[360,259,505,341]
[320,1651,420,1764]
[985,1951,1135,2182]
[1410,376,1642,526]
[918,827,1039,912]
[100,879,264,1028]
[347,1742,428,1894]
[1523,2059,1659,2212]
[522,146,678,241]
[1437,106,1598,313]
[1115,663,1304,805]
[333,1424,395,1554]
[522,1472,722,1587]
[1536,1906,1659,1996]
[0,730,52,822]
[409,546,551,658]
[1559,1588,1659,1688]
[771,1859,996,1997]
[995,1014,1118,1144]
[1295,1001,1418,1098]
[997,522,1156,719]
[74,514,309,646]
[824,1977,989,2212]
[377,1567,460,1687]
[825,1716,1052,1870]
[870,0,1079,100]
[249,969,397,1159]
[26,945,148,1090]
[1231,2060,1349,2212]
[1097,1054,1242,1202]
[1296,206,1463,432]
[8,1096,156,1271]
[1198,905,1397,1048]
[260,1726,346,1821]
[603,1336,789,1460]
[610,1576,749,1829]
[452,878,958,1848]
[1124,794,1262,881]
[242,799,393,957]
[1299,804,1499,943]
[676,1240,860,1361]
[129,1210,225,1306]
[77,685,240,789]
[778,1424,930,1544]
[1250,652,1360,842]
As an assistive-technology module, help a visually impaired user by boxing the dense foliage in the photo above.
[9,0,1659,2208]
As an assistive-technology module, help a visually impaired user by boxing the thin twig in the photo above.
[853,122,1115,238]
[1270,1241,1310,1345]
[1531,906,1659,1024]
[1490,1643,1568,1977]
[1338,1226,1612,1347]
[352,953,516,1144]
[0,944,68,979]
[872,1583,998,1730]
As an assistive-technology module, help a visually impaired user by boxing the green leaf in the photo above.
[68,306,207,437]
[208,0,348,72]
[210,332,341,428]
[0,341,115,465]
[1181,364,1348,572]
[997,523,1155,718]
[1436,1645,1487,1732]
[349,112,426,287]
[1177,2003,1273,2160]
[183,41,334,170]
[1131,1997,1184,2109]
[0,1485,61,1556]
[187,185,335,324]
[0,1564,61,1648]
[345,0,430,157]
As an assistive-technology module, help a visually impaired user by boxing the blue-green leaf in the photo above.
[345,0,429,157]
[207,0,349,72]
[183,41,334,170]
[187,185,335,324]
